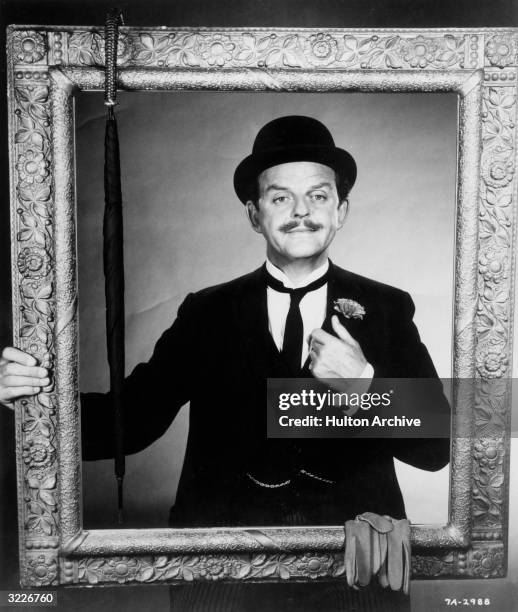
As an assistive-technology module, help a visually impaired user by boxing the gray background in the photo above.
[76,91,455,529]
[1,1,517,611]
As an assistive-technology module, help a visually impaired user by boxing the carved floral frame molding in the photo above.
[6,26,516,587]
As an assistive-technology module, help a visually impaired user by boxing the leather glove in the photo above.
[359,512,392,577]
[345,517,373,588]
[355,518,372,587]
[386,517,411,594]
[344,512,411,595]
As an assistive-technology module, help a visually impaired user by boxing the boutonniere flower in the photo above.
[333,298,366,320]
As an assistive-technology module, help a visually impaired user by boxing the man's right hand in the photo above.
[0,347,50,410]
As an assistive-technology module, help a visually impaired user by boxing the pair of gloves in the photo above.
[344,512,411,594]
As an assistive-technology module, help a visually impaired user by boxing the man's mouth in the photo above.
[285,227,317,233]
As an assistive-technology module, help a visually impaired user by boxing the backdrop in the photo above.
[75,90,456,528]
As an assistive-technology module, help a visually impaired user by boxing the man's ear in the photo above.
[245,201,263,234]
[337,198,350,229]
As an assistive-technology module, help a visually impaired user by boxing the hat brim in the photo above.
[233,145,357,204]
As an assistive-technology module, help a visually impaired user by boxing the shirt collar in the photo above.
[265,258,330,289]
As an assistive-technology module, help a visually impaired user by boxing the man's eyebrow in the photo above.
[263,181,334,193]
[307,182,333,191]
[264,184,291,192]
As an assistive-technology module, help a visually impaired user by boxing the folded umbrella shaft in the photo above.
[104,115,125,522]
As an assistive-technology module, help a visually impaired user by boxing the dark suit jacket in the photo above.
[81,261,450,527]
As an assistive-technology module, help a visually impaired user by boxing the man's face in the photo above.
[246,161,347,264]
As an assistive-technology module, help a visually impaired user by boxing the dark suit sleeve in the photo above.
[80,292,197,460]
[386,291,451,471]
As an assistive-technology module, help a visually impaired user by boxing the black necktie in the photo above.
[265,268,329,374]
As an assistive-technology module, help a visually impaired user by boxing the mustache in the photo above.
[280,219,323,232]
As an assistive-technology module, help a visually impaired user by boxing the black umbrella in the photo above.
[103,8,125,524]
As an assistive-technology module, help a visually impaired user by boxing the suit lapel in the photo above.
[326,261,379,365]
[231,265,273,382]
[322,260,365,337]
[301,261,371,374]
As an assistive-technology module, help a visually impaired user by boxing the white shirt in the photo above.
[265,258,374,381]
[266,258,329,367]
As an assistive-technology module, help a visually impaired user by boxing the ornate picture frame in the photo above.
[6,26,516,587]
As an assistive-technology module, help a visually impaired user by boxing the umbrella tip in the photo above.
[117,476,124,525]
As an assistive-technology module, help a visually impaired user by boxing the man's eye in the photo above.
[273,195,290,204]
[311,193,327,202]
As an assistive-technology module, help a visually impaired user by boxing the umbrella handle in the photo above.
[104,8,124,110]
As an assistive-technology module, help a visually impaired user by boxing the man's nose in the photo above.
[291,196,310,217]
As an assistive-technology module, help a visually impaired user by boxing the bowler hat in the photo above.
[233,115,357,204]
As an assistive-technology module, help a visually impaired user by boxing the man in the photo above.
[0,115,449,609]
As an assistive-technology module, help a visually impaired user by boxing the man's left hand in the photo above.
[309,315,367,379]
